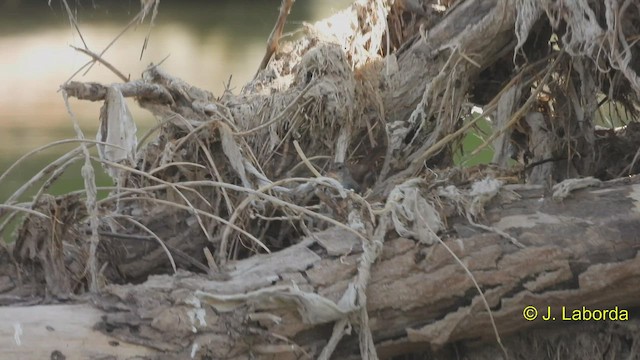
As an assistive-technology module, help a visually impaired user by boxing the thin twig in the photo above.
[113,215,177,274]
[62,90,101,293]
[469,50,566,157]
[416,208,509,358]
[62,0,157,84]
[219,177,370,264]
[0,205,50,219]
[71,46,128,82]
[234,82,314,136]
[0,139,124,188]
[293,140,323,178]
[255,0,295,77]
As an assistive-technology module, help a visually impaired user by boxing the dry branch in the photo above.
[2,0,640,359]
[2,178,640,358]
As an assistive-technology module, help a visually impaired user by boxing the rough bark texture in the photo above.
[2,178,640,359]
[1,0,640,359]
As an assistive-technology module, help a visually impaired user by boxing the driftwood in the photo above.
[1,0,640,359]
[2,178,640,359]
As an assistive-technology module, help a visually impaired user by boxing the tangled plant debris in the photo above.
[1,0,640,359]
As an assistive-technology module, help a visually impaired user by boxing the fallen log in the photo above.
[2,177,639,359]
[1,0,640,359]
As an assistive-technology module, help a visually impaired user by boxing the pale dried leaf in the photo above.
[219,124,252,188]
[97,86,138,179]
[388,179,443,244]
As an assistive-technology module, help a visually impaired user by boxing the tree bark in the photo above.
[3,0,640,359]
[2,177,639,359]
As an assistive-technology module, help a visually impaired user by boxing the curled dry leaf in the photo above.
[97,86,138,179]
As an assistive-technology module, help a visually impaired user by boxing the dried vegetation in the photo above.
[1,0,640,358]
